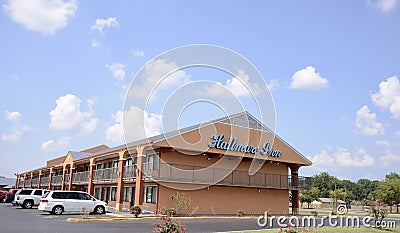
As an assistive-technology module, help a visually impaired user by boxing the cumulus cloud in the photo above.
[5,111,21,122]
[105,106,162,144]
[41,136,71,152]
[289,66,328,90]
[369,0,399,12]
[1,111,35,142]
[355,105,384,135]
[132,49,145,57]
[105,62,125,81]
[308,147,374,171]
[371,76,400,120]
[3,0,77,35]
[49,94,98,135]
[91,39,100,48]
[90,17,119,34]
[376,140,390,147]
[371,76,400,108]
[380,151,400,166]
[131,59,191,101]
[199,70,264,98]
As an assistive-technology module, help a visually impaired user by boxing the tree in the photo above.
[329,188,347,214]
[300,187,320,208]
[376,175,400,213]
[312,172,339,197]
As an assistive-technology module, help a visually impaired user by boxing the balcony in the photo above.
[72,171,89,184]
[40,177,49,187]
[18,180,23,187]
[123,165,136,181]
[64,174,70,184]
[142,162,312,190]
[93,168,118,183]
[26,179,31,187]
[31,178,38,187]
[51,175,63,185]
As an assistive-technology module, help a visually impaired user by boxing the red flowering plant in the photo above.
[369,198,389,228]
[154,212,187,233]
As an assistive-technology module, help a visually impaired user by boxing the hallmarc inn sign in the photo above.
[208,134,282,157]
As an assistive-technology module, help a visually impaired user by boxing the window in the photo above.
[65,192,79,199]
[19,190,33,195]
[79,193,92,200]
[147,153,159,170]
[126,158,132,167]
[33,190,42,196]
[145,186,157,204]
[96,164,102,170]
[123,187,130,202]
[94,188,100,199]
[52,192,64,199]
[110,187,117,201]
[113,161,119,174]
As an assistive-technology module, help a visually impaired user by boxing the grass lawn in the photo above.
[238,227,399,233]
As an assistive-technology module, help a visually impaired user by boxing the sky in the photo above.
[1,0,400,181]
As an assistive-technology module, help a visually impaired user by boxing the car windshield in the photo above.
[42,191,50,198]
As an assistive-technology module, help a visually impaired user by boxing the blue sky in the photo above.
[1,0,400,181]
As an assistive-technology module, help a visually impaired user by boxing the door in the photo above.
[130,187,135,206]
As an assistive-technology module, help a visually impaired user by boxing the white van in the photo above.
[38,190,109,215]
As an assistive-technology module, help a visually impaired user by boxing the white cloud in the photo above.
[289,66,328,90]
[309,147,374,171]
[105,62,125,81]
[132,49,145,57]
[3,0,77,35]
[131,59,191,101]
[106,106,162,144]
[41,136,71,152]
[370,0,399,12]
[335,148,374,167]
[91,39,100,48]
[390,96,400,120]
[380,152,400,166]
[371,76,400,108]
[267,79,279,90]
[376,140,390,147]
[49,94,97,135]
[1,111,35,142]
[199,70,264,98]
[355,105,384,135]
[79,118,98,135]
[397,131,400,137]
[90,17,119,34]
[5,111,21,122]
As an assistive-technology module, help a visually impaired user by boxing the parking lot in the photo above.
[0,203,264,233]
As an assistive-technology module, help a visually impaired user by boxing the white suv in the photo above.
[14,189,48,209]
[38,191,109,215]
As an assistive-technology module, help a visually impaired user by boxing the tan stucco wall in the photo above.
[158,185,289,215]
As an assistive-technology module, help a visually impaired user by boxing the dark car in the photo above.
[0,191,7,202]
[3,189,18,203]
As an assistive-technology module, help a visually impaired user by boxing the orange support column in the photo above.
[30,172,33,188]
[291,165,300,215]
[61,166,67,190]
[48,168,53,190]
[87,158,96,196]
[38,171,42,189]
[23,175,27,188]
[116,151,126,211]
[134,154,145,206]
[68,166,74,191]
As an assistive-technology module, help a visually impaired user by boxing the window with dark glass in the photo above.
[145,186,157,204]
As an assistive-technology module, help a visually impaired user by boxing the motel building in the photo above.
[15,112,312,215]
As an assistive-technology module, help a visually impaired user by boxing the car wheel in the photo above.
[52,206,64,215]
[23,200,33,209]
[95,205,105,215]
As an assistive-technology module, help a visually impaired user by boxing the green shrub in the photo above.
[154,213,187,233]
[162,208,177,216]
[311,210,318,217]
[236,209,245,217]
[130,205,142,218]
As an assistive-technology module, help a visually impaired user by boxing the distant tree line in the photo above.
[299,172,400,213]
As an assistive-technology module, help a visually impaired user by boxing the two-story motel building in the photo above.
[15,112,312,215]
